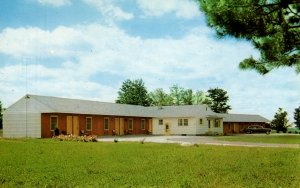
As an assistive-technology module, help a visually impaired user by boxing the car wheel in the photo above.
[266,131,270,135]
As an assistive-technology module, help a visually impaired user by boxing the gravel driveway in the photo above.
[97,135,299,148]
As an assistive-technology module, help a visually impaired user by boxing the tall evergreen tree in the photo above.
[294,106,300,129]
[207,88,231,113]
[198,0,300,74]
[0,101,3,129]
[116,79,149,106]
[271,108,290,133]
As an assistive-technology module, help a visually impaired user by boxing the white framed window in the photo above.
[86,117,92,131]
[178,119,183,126]
[208,120,211,128]
[158,119,163,125]
[199,118,203,125]
[128,119,133,130]
[104,117,109,130]
[141,119,145,130]
[50,116,58,131]
[178,119,188,126]
[184,119,188,126]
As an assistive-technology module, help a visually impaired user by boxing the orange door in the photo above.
[115,118,120,135]
[119,118,124,135]
[66,116,73,135]
[73,116,79,136]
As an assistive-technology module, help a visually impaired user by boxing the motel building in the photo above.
[3,95,269,138]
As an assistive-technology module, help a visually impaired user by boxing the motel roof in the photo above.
[223,114,269,123]
[5,94,268,122]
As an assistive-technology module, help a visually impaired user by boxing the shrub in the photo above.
[53,135,97,142]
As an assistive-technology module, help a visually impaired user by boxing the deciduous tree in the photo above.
[193,90,212,105]
[116,79,150,106]
[148,88,173,106]
[169,85,184,105]
[207,88,231,113]
[198,0,300,74]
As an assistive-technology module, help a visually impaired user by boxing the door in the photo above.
[119,118,124,135]
[114,118,124,135]
[66,116,73,135]
[148,119,152,133]
[115,118,120,135]
[73,116,79,136]
[165,123,170,135]
[208,119,211,130]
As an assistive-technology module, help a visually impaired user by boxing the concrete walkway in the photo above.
[97,135,300,148]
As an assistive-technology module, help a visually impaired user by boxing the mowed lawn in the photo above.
[0,139,299,188]
[217,134,300,144]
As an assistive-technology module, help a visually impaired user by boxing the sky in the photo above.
[0,0,299,122]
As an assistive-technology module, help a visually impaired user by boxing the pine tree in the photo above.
[294,106,300,129]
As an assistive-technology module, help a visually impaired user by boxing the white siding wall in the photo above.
[210,119,223,134]
[152,117,197,135]
[195,117,209,134]
[3,113,41,138]
[152,118,165,135]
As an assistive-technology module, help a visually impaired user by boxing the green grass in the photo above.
[217,135,300,144]
[0,139,299,188]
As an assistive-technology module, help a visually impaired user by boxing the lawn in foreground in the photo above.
[0,139,299,187]
[217,134,300,144]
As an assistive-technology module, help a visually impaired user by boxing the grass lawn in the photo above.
[217,134,300,144]
[0,139,299,188]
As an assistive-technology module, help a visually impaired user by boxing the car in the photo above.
[243,125,271,134]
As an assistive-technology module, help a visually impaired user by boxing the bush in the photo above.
[53,135,97,142]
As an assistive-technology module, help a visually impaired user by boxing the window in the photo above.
[208,120,211,128]
[158,119,163,125]
[215,120,220,128]
[178,119,188,126]
[141,119,145,130]
[50,116,58,131]
[128,119,133,130]
[178,119,183,126]
[104,117,109,130]
[86,117,92,131]
[184,119,188,126]
[199,118,203,125]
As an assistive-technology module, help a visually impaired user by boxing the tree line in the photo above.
[115,79,300,131]
[116,79,231,113]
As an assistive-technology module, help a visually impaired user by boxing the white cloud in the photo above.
[137,0,200,19]
[36,0,71,7]
[1,23,299,122]
[83,0,134,21]
[0,26,88,58]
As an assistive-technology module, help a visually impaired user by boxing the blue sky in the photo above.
[0,0,299,122]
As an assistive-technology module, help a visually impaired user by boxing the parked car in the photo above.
[243,125,271,134]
